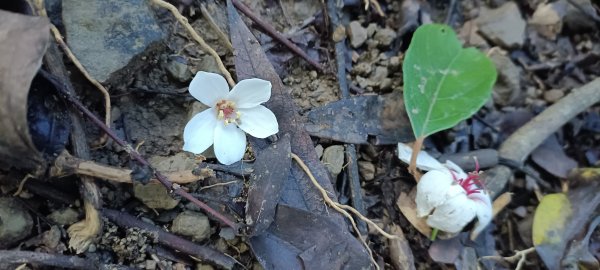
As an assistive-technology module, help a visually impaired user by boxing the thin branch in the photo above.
[199,3,234,52]
[51,151,213,184]
[42,69,240,232]
[0,250,130,270]
[34,0,111,146]
[150,0,236,87]
[231,0,324,72]
[103,209,239,269]
[480,247,536,270]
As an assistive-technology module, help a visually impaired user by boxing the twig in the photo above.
[480,247,536,270]
[0,250,130,270]
[368,0,385,17]
[445,0,458,25]
[408,137,424,181]
[199,3,234,52]
[103,209,239,269]
[486,77,600,198]
[51,151,213,184]
[292,153,400,270]
[199,180,238,191]
[150,0,235,87]
[42,69,240,232]
[231,0,324,72]
[34,0,111,146]
[34,1,103,253]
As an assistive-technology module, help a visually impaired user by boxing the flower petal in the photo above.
[227,78,271,108]
[237,105,279,138]
[468,192,493,237]
[426,195,476,233]
[183,108,217,154]
[214,122,247,165]
[415,169,457,217]
[189,72,229,107]
[397,143,446,171]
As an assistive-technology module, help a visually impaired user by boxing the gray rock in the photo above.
[489,51,522,106]
[0,197,33,248]
[134,182,180,210]
[322,145,345,178]
[370,66,389,84]
[353,62,372,77]
[62,0,164,83]
[314,144,324,159]
[165,55,193,83]
[171,211,211,242]
[374,27,397,47]
[543,89,564,103]
[358,161,375,181]
[348,21,367,48]
[476,2,526,48]
[47,207,79,225]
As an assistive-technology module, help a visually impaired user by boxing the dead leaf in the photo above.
[305,91,414,145]
[0,10,50,173]
[389,224,416,270]
[531,135,578,178]
[396,190,431,237]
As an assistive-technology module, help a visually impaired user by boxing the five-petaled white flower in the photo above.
[398,143,492,236]
[183,72,279,165]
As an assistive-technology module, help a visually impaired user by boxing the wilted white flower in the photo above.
[183,72,279,165]
[397,143,492,235]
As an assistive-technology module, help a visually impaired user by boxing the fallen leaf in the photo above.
[531,135,578,178]
[396,190,431,237]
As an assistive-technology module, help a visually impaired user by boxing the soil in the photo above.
[1,0,599,269]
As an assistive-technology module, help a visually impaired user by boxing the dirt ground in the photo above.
[0,0,599,269]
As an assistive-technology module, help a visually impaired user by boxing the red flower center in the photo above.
[449,160,486,195]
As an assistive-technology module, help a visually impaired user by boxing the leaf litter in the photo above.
[1,0,600,269]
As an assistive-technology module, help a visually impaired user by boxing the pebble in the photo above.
[62,0,164,83]
[322,145,345,178]
[134,182,180,210]
[0,197,33,248]
[47,207,79,225]
[348,21,368,48]
[358,161,375,181]
[374,27,397,47]
[353,62,372,77]
[165,55,193,83]
[314,144,324,159]
[476,2,526,48]
[171,211,211,242]
[543,89,564,103]
[489,50,521,106]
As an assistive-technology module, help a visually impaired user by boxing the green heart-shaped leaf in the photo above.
[403,24,497,138]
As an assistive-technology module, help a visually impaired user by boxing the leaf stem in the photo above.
[408,136,425,182]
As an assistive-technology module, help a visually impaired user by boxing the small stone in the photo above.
[0,197,33,248]
[379,78,393,92]
[370,66,389,83]
[196,264,214,270]
[62,0,164,83]
[218,227,236,240]
[47,208,79,225]
[145,260,157,270]
[358,161,375,181]
[513,206,528,218]
[322,145,345,178]
[489,50,522,106]
[543,89,564,103]
[171,211,211,242]
[529,1,566,40]
[388,56,401,71]
[332,25,346,43]
[366,23,377,37]
[352,62,372,77]
[134,182,180,210]
[252,262,264,270]
[315,144,324,159]
[476,2,526,48]
[215,238,228,252]
[165,55,193,83]
[373,28,397,47]
[347,21,368,48]
[149,152,197,172]
[197,55,221,74]
[238,242,249,253]
[309,70,318,79]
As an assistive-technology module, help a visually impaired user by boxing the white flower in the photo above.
[183,72,279,165]
[397,143,492,235]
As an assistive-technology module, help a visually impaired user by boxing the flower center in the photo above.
[216,100,241,125]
